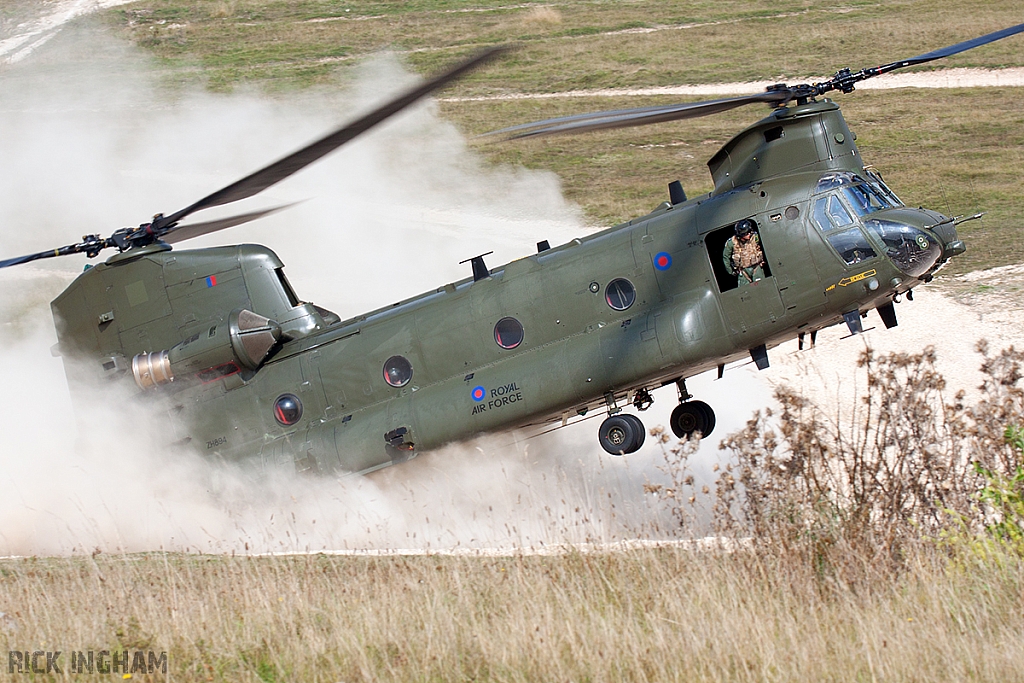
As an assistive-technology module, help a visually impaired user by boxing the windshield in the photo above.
[865,170,904,206]
[814,171,866,193]
[841,183,894,216]
[864,219,941,277]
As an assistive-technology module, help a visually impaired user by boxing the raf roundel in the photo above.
[471,386,486,402]
[654,252,672,271]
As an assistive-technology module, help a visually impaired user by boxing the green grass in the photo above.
[103,0,1024,92]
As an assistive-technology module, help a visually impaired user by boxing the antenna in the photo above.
[459,252,494,281]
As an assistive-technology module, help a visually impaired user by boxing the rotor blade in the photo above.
[0,250,61,269]
[490,90,792,140]
[0,240,104,269]
[816,23,1024,94]
[481,102,698,138]
[161,204,296,244]
[882,23,1024,73]
[152,45,508,233]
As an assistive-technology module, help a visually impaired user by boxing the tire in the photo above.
[670,401,714,439]
[621,414,646,453]
[690,400,716,438]
[598,415,642,455]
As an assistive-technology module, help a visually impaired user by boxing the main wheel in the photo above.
[670,400,716,439]
[691,400,716,438]
[598,414,644,455]
[621,414,646,452]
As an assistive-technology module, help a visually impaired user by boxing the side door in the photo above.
[705,220,785,339]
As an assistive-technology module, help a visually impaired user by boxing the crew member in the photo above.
[723,218,766,286]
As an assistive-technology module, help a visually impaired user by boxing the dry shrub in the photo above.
[659,343,1024,580]
[522,6,562,27]
[210,2,236,19]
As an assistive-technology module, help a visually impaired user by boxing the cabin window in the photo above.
[826,228,877,265]
[383,355,413,387]
[605,278,636,311]
[813,194,853,230]
[494,317,524,349]
[273,394,303,426]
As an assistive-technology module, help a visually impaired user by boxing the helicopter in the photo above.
[2,24,1022,475]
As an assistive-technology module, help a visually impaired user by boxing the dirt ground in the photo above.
[766,263,1024,410]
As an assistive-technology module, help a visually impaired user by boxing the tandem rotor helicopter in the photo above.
[2,24,1022,474]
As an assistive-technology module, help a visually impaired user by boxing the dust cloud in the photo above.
[0,23,768,556]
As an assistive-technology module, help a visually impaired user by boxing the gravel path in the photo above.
[0,0,134,64]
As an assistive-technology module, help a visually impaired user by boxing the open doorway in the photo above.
[706,220,773,293]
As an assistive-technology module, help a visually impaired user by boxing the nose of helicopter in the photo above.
[925,213,968,260]
[864,207,965,278]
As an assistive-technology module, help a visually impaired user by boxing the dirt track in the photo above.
[769,264,1024,411]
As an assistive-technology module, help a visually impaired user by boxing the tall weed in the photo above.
[658,343,1024,579]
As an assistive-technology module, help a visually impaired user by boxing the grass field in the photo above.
[102,0,1024,92]
[2,549,1023,681]
[93,0,1024,272]
[3,2,1024,681]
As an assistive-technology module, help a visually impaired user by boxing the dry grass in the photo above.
[521,6,562,28]
[2,548,1023,681]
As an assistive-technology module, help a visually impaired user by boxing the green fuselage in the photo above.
[51,100,961,474]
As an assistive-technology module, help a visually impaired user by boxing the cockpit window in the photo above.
[812,197,830,231]
[827,228,877,265]
[815,194,854,228]
[842,184,892,216]
[870,179,903,207]
[815,171,866,193]
[864,219,941,277]
[829,196,853,226]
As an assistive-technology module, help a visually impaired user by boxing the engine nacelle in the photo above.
[132,309,280,390]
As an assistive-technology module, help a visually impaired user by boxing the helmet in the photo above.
[734,218,756,237]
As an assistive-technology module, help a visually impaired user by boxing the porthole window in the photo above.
[494,317,524,350]
[605,278,636,311]
[383,355,413,387]
[274,394,303,426]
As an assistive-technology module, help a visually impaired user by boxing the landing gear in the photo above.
[598,414,646,455]
[669,378,716,439]
[670,401,716,439]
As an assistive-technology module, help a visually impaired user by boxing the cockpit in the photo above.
[810,171,943,277]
